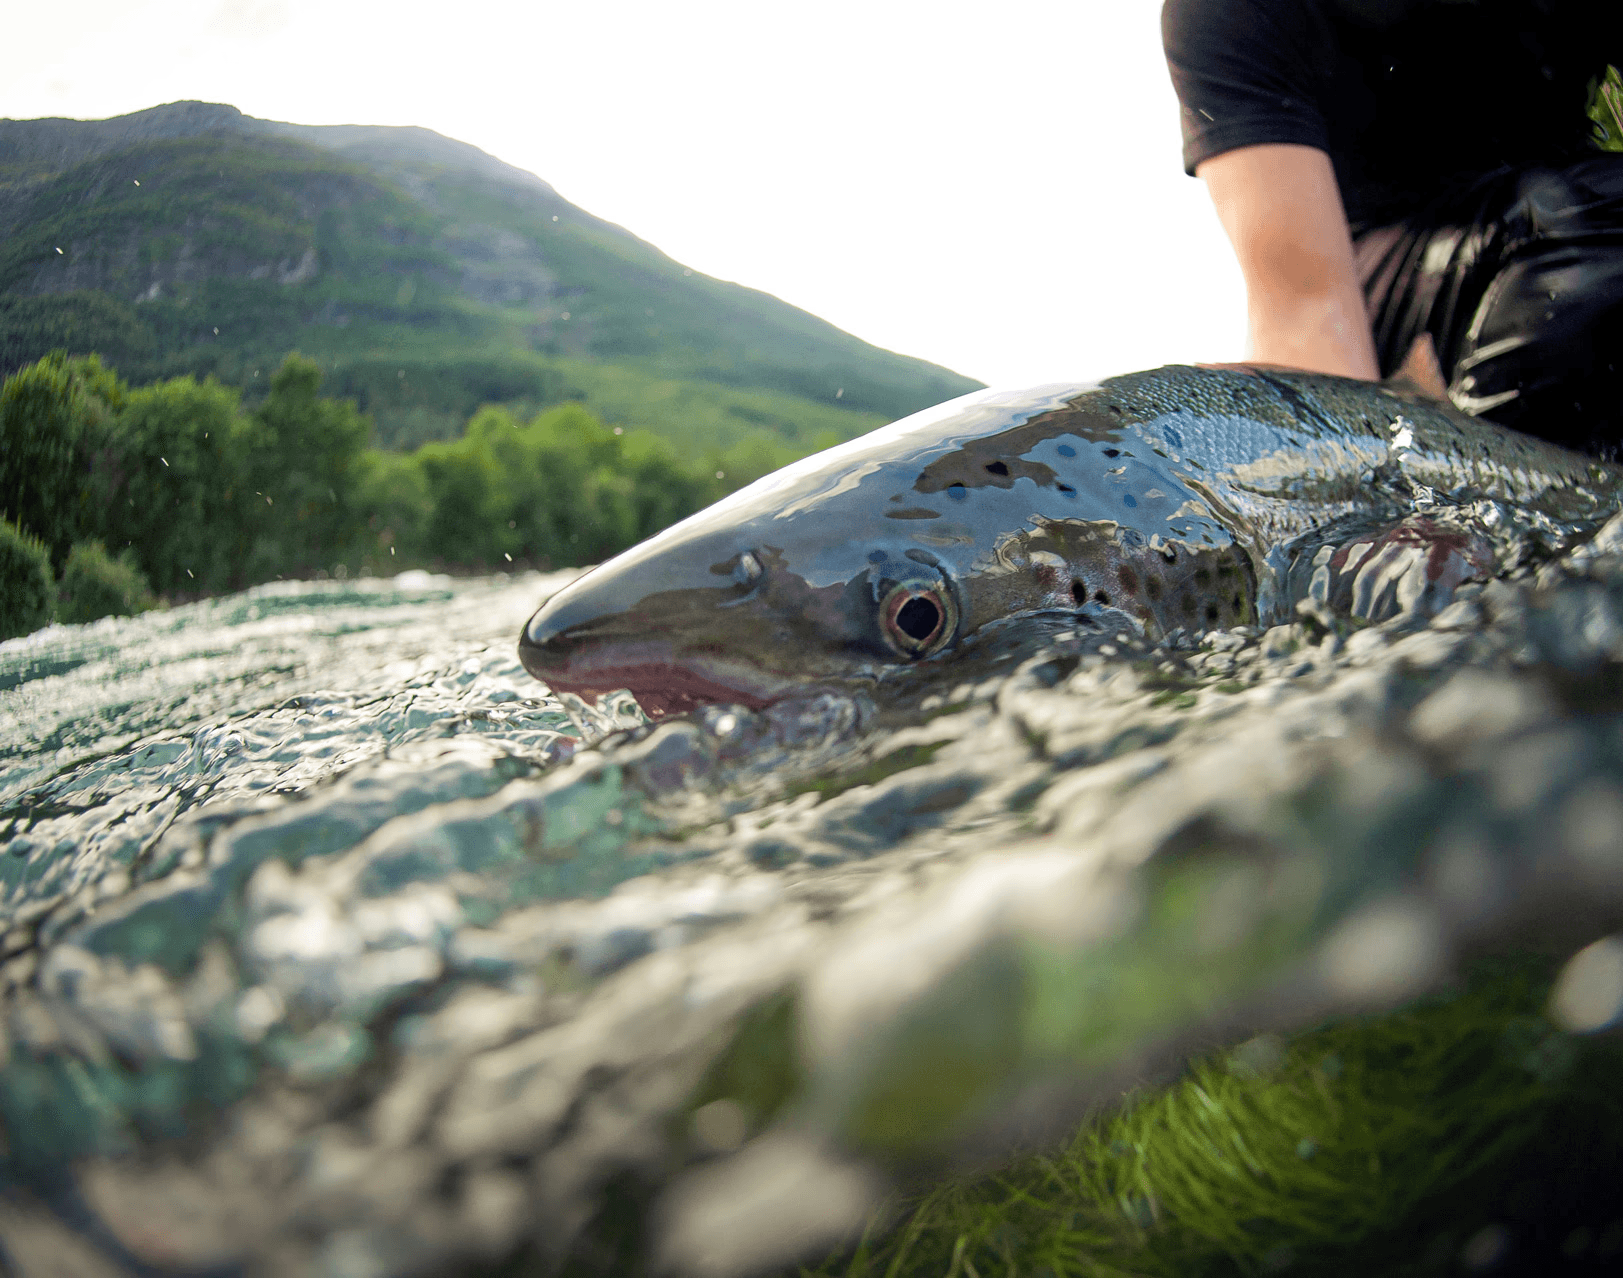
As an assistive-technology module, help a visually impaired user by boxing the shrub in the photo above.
[0,352,125,566]
[0,517,55,640]
[55,540,156,624]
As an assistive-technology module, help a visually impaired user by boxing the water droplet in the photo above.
[1550,935,1623,1032]
[1461,1224,1510,1271]
[691,1098,748,1151]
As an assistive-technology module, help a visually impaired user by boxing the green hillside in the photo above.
[0,102,981,455]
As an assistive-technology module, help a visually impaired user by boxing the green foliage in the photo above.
[0,348,775,595]
[326,358,578,450]
[0,517,55,640]
[85,373,247,593]
[354,450,433,564]
[552,357,881,458]
[1590,65,1623,152]
[55,541,156,624]
[0,351,124,565]
[236,354,372,580]
[369,403,727,570]
[798,960,1623,1278]
[0,291,157,377]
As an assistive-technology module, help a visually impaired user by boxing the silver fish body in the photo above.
[519,365,1623,717]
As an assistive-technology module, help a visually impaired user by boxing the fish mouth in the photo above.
[518,634,795,719]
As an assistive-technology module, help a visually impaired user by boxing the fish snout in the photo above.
[517,572,643,690]
[520,576,607,662]
[517,565,792,717]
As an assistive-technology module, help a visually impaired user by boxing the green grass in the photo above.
[549,357,888,455]
[1589,65,1623,151]
[796,958,1623,1278]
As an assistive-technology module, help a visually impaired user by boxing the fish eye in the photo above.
[879,581,954,659]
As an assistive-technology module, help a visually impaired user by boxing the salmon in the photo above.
[519,365,1623,718]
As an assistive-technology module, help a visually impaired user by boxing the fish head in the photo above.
[519,375,1256,718]
[519,384,1113,717]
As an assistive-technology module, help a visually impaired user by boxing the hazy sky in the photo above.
[2,0,1247,390]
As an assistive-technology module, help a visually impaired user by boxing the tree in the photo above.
[88,375,247,594]
[0,353,124,566]
[237,354,371,578]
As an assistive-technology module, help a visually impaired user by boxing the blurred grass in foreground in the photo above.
[1589,65,1623,151]
[797,958,1623,1278]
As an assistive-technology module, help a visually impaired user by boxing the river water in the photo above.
[2,546,1623,1276]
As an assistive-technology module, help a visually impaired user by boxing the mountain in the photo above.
[0,102,982,452]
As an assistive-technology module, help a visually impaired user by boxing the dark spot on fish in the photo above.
[1205,603,1221,623]
[913,403,1121,493]
[885,507,943,520]
[1159,544,1177,563]
[1146,576,1163,601]
[947,485,968,501]
[985,461,1009,477]
[867,551,888,564]
[1093,590,1111,605]
[1071,580,1087,606]
[1057,444,1076,457]
[1118,565,1139,594]
[1195,568,1211,584]
[1181,594,1197,615]
[1124,494,1138,508]
[1103,449,1120,458]
[1057,483,1077,497]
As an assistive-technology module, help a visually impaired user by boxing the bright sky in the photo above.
[2,0,1247,391]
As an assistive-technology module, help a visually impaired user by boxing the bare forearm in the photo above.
[1198,144,1380,382]
[1245,282,1378,379]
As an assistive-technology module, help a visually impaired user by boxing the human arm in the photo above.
[1196,142,1380,381]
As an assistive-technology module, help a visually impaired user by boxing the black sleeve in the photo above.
[1162,0,1333,175]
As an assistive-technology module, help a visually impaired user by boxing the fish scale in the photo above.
[519,366,1623,719]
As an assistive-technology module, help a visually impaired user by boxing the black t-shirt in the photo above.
[1162,0,1621,231]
